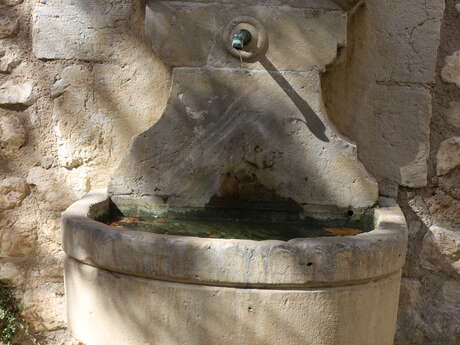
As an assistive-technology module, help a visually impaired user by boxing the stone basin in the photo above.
[62,190,407,345]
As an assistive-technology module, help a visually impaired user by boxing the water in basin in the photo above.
[105,214,373,241]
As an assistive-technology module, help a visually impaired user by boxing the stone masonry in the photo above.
[0,0,458,344]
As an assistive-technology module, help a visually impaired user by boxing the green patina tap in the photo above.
[232,29,252,50]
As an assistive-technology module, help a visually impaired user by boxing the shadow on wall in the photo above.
[259,56,329,143]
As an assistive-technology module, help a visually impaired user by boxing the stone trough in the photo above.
[63,191,407,345]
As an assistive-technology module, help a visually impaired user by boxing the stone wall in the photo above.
[0,0,458,344]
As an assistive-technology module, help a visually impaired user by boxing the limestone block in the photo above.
[0,80,34,106]
[110,68,378,209]
[32,0,136,61]
[27,167,90,211]
[367,0,444,83]
[0,114,26,156]
[0,47,21,73]
[146,2,346,71]
[0,17,18,38]
[421,225,460,278]
[323,1,441,187]
[356,85,431,187]
[441,51,460,88]
[0,176,28,210]
[446,101,460,128]
[436,137,460,176]
[52,62,168,182]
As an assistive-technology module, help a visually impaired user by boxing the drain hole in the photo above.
[347,210,354,217]
[307,262,313,266]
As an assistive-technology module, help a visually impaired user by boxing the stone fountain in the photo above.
[62,1,408,344]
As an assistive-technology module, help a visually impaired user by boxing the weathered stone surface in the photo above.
[146,2,346,71]
[331,83,432,187]
[52,61,168,184]
[446,101,460,128]
[324,0,444,189]
[0,16,18,38]
[0,114,26,156]
[111,68,378,209]
[0,176,28,210]
[32,0,137,61]
[363,0,444,84]
[0,80,34,106]
[441,51,460,88]
[0,47,21,73]
[421,225,460,279]
[424,191,460,228]
[27,167,90,211]
[437,137,460,176]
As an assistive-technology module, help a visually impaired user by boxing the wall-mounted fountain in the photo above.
[62,1,408,344]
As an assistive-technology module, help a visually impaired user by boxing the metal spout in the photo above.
[232,29,252,50]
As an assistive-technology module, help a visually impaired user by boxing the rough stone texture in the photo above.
[0,114,26,156]
[446,101,460,127]
[51,60,169,185]
[0,16,18,38]
[0,176,28,210]
[323,0,444,187]
[0,46,21,73]
[421,225,460,279]
[146,1,347,71]
[441,50,460,88]
[111,68,378,210]
[0,80,34,105]
[436,137,460,175]
[32,0,140,61]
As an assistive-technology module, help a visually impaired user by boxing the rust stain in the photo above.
[324,228,362,236]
